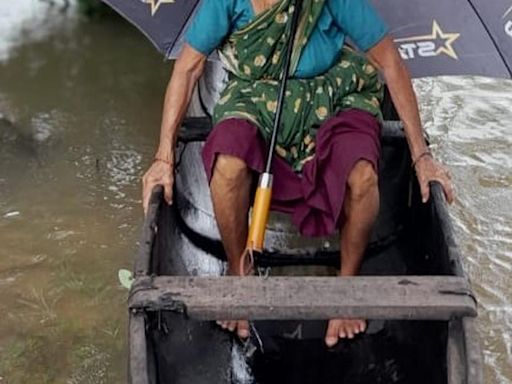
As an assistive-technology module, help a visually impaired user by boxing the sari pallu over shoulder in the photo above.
[218,0,324,80]
[213,0,384,172]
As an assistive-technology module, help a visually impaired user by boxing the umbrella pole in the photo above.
[242,0,304,274]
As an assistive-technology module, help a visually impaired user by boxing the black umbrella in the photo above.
[103,0,200,57]
[370,0,512,78]
[103,0,512,79]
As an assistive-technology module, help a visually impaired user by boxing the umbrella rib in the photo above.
[466,0,512,77]
[164,1,200,58]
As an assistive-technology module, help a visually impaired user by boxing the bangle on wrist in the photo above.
[153,157,173,166]
[412,150,432,168]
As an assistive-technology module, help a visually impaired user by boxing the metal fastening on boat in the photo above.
[258,267,271,279]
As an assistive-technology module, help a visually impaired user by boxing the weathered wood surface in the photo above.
[129,276,477,320]
[129,313,150,384]
[463,317,485,384]
[179,117,405,143]
[447,319,466,384]
[134,186,163,277]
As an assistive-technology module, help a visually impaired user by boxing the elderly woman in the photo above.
[142,0,453,347]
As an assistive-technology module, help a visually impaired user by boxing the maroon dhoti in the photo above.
[201,109,381,237]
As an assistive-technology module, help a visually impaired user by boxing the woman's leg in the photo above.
[324,159,380,347]
[210,154,252,274]
[210,154,252,338]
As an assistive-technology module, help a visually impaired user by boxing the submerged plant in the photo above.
[68,345,110,384]
[17,288,61,324]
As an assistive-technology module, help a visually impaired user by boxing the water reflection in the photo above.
[0,3,168,382]
[0,2,511,383]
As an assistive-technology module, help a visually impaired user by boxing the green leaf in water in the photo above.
[117,269,134,290]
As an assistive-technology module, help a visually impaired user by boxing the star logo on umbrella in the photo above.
[143,0,175,16]
[395,20,461,60]
[503,5,512,38]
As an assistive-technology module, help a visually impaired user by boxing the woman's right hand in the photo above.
[142,158,174,215]
[141,44,207,215]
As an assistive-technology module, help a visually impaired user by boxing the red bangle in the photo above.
[153,157,173,166]
[412,150,432,168]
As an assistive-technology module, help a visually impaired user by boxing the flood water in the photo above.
[0,2,510,383]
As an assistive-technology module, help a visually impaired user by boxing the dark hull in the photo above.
[128,118,483,384]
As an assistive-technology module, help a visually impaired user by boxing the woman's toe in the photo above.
[237,321,250,339]
[227,321,237,332]
[325,319,341,347]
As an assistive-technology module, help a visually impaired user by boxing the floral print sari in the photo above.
[213,0,383,171]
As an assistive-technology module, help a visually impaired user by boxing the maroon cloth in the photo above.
[202,109,381,237]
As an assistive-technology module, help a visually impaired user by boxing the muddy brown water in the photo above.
[0,2,511,383]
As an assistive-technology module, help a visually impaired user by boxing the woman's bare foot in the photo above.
[321,160,378,347]
[324,318,367,347]
[216,254,253,340]
[216,320,250,339]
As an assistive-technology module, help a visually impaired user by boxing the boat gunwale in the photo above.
[429,184,484,384]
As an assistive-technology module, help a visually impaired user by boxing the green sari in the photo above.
[213,0,383,171]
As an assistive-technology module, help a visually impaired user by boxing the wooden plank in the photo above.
[129,312,150,384]
[128,276,477,321]
[133,186,163,277]
[463,317,485,384]
[447,319,466,384]
[179,117,212,142]
[178,117,405,143]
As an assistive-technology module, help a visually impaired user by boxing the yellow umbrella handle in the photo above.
[246,173,273,252]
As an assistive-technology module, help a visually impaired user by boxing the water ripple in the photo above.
[415,76,512,383]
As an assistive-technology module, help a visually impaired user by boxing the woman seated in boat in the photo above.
[142,0,454,347]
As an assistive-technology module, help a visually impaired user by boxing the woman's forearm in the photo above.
[155,45,206,162]
[368,36,454,203]
[383,58,428,159]
[368,37,428,160]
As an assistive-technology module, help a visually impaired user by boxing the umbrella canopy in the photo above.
[371,0,512,78]
[104,0,199,57]
[102,0,512,78]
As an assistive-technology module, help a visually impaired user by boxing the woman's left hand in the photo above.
[414,155,455,204]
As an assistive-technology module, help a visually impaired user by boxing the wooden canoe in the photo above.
[127,113,482,384]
